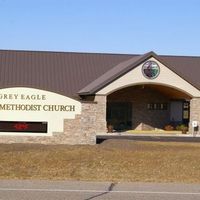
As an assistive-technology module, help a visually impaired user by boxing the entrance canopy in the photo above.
[79,52,200,98]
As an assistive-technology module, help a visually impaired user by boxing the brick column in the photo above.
[63,102,97,145]
[189,98,200,134]
[94,95,107,133]
[62,95,107,145]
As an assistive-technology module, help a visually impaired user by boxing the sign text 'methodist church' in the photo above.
[0,50,199,144]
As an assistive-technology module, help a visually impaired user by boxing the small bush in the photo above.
[176,124,188,131]
[164,124,174,131]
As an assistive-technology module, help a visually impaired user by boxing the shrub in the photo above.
[164,124,174,131]
[176,124,188,131]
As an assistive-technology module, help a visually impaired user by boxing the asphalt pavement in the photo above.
[96,134,200,144]
[0,180,200,200]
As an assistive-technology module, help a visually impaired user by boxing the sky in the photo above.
[0,0,200,56]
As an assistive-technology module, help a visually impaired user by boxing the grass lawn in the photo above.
[0,139,200,183]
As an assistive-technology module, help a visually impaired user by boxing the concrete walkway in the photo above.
[96,132,200,143]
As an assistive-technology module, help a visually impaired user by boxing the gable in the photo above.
[96,57,200,98]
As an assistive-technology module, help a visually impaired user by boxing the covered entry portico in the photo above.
[107,84,191,131]
[79,52,200,138]
[79,52,200,135]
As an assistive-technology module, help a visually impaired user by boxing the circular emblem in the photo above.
[142,61,160,79]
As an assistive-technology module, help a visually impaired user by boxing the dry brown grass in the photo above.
[0,139,200,183]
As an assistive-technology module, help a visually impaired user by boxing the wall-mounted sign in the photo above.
[0,121,47,133]
[142,60,160,79]
[0,87,81,136]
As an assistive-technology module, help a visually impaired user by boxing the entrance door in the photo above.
[170,101,183,123]
[170,100,190,125]
[107,102,132,131]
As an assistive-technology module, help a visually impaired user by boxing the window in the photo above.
[147,103,168,110]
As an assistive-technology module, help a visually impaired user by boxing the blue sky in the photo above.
[0,0,200,56]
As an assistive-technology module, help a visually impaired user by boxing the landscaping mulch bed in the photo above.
[0,139,200,183]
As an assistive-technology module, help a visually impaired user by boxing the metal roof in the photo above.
[0,49,199,98]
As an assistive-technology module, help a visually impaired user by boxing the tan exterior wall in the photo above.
[0,96,107,144]
[0,87,82,136]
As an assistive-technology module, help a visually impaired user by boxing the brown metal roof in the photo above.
[160,55,200,90]
[0,49,199,98]
[0,50,134,98]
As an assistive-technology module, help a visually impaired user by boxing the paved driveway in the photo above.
[96,134,200,144]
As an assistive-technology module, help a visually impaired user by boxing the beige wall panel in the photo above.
[0,87,81,136]
[97,57,200,97]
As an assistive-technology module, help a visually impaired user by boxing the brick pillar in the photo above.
[94,95,107,133]
[63,102,97,145]
[189,98,200,134]
[63,95,107,144]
